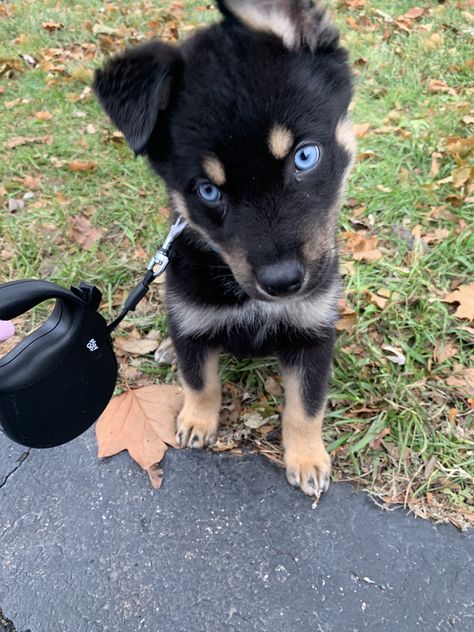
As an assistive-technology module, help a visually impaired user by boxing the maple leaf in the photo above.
[96,385,183,471]
[444,284,474,321]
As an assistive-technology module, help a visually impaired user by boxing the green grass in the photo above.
[1,0,473,527]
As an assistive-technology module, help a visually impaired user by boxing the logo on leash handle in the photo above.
[86,339,99,352]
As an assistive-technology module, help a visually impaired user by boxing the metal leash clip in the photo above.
[147,216,188,279]
[108,216,188,332]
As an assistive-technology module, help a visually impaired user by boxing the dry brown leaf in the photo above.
[451,166,472,188]
[353,123,370,138]
[42,21,64,31]
[66,159,96,172]
[336,298,357,332]
[446,369,474,397]
[428,79,457,96]
[35,110,53,120]
[342,232,383,262]
[147,464,164,489]
[433,342,458,364]
[96,385,183,470]
[366,291,387,310]
[382,345,406,366]
[7,135,43,149]
[403,7,426,20]
[444,284,474,320]
[429,151,442,177]
[69,215,104,250]
[115,337,159,356]
[22,175,41,190]
[445,135,474,158]
[264,376,282,397]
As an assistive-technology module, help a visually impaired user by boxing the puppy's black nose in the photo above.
[257,260,305,297]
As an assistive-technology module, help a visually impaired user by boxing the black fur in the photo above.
[94,0,354,466]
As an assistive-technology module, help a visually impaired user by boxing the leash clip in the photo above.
[147,216,188,279]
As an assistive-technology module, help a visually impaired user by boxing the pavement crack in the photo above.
[0,451,30,490]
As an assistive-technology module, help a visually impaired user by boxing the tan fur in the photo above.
[203,155,226,186]
[268,125,294,160]
[222,0,336,52]
[281,370,331,496]
[335,115,357,166]
[236,5,297,49]
[176,350,221,448]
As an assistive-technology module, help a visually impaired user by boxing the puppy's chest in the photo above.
[166,281,339,350]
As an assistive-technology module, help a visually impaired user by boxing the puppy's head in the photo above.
[94,0,355,301]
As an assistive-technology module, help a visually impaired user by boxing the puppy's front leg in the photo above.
[174,338,221,449]
[278,331,335,497]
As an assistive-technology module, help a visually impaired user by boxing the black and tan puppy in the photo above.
[94,0,356,497]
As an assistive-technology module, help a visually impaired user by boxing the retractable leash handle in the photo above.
[0,217,187,449]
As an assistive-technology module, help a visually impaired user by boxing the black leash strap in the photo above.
[108,217,187,333]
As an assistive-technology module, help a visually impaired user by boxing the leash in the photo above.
[108,216,187,332]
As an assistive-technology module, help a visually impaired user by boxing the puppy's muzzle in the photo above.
[256,259,305,298]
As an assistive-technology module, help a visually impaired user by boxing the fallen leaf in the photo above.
[451,166,472,188]
[69,215,104,250]
[429,151,443,177]
[353,123,370,138]
[365,291,387,310]
[264,376,282,397]
[433,342,458,363]
[242,411,268,429]
[444,284,474,320]
[342,232,383,262]
[445,135,474,158]
[370,427,391,449]
[66,159,96,172]
[403,7,425,20]
[35,110,53,120]
[22,175,41,190]
[96,385,183,470]
[446,368,474,397]
[7,135,43,149]
[115,337,159,356]
[428,79,457,97]
[42,21,64,31]
[147,464,164,490]
[382,345,406,366]
[7,198,24,213]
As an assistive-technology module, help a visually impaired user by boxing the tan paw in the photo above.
[176,411,218,449]
[284,446,331,497]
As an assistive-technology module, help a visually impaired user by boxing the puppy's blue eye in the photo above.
[294,144,320,171]
[197,181,222,204]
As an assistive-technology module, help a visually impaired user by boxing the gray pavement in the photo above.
[0,429,472,632]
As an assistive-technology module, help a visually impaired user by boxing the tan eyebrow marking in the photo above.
[268,125,294,160]
[203,156,226,186]
[335,115,357,158]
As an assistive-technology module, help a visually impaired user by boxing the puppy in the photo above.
[94,0,355,497]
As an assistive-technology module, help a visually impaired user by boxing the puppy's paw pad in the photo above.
[285,450,331,497]
[176,415,218,449]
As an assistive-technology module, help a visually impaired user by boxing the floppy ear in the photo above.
[216,0,339,52]
[93,41,181,155]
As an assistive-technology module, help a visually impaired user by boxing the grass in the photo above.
[1,0,473,528]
